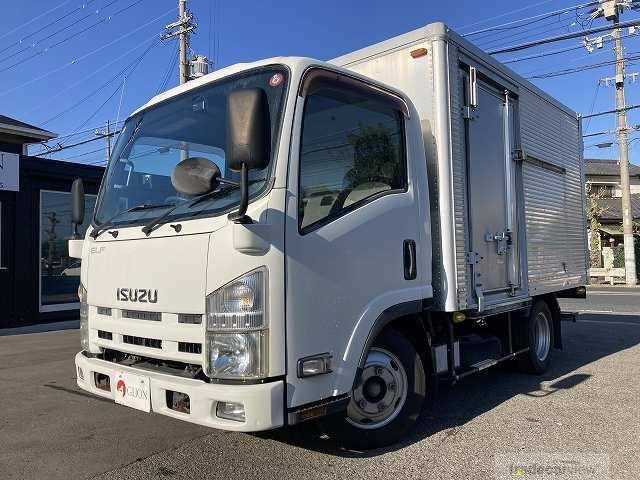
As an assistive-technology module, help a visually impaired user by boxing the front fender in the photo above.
[335,285,431,395]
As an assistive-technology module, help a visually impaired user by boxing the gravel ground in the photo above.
[1,307,638,480]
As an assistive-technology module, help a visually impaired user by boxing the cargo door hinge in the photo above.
[467,251,485,313]
[466,251,481,264]
[512,148,526,162]
[462,105,476,120]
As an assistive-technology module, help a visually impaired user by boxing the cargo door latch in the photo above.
[485,229,512,256]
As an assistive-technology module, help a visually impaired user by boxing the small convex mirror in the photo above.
[171,157,222,196]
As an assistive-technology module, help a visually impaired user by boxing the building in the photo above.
[0,115,104,328]
[585,158,640,242]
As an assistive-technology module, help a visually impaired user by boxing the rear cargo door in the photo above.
[463,67,519,297]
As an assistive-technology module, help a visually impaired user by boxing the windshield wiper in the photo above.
[90,203,174,239]
[141,185,240,236]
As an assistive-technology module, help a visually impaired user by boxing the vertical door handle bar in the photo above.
[404,239,417,280]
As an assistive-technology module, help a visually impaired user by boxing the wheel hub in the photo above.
[346,347,408,429]
[534,311,551,362]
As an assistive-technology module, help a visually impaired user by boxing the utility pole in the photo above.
[94,120,112,163]
[613,17,637,285]
[162,0,196,85]
[178,0,188,84]
[584,0,638,285]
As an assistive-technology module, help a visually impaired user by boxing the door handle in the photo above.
[403,240,417,280]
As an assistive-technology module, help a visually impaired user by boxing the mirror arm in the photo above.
[228,163,253,224]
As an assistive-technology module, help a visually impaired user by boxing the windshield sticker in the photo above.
[269,73,284,87]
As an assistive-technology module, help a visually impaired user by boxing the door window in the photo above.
[40,190,97,311]
[298,80,407,232]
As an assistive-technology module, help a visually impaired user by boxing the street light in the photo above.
[596,142,615,148]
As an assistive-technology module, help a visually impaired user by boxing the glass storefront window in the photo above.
[40,190,96,311]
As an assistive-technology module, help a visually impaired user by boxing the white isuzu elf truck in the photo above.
[68,23,587,449]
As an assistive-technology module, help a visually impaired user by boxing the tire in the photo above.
[517,300,554,374]
[320,328,426,450]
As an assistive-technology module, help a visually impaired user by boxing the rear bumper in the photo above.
[74,351,284,432]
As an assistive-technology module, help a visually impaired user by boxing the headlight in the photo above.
[78,284,89,351]
[205,268,267,379]
[206,331,267,379]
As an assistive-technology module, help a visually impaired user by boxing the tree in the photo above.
[345,123,400,188]
[586,183,609,268]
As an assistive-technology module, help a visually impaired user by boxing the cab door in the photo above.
[284,70,427,409]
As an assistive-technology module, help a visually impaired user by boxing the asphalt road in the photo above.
[1,292,639,480]
[559,286,640,315]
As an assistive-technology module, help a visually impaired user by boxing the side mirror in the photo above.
[226,88,270,172]
[226,88,270,223]
[171,157,221,196]
[71,178,85,238]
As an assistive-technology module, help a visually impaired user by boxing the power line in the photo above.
[456,0,561,32]
[581,104,640,119]
[65,39,156,141]
[23,32,159,117]
[463,1,599,37]
[502,29,640,64]
[35,131,120,157]
[0,0,145,74]
[46,39,157,153]
[0,0,106,60]
[39,38,160,125]
[476,15,578,50]
[503,44,585,63]
[522,42,612,76]
[584,83,601,133]
[156,43,179,94]
[61,147,106,160]
[0,0,73,43]
[0,6,173,98]
[46,121,125,142]
[489,17,640,54]
[526,50,640,78]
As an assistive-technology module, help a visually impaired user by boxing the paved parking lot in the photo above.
[1,292,639,479]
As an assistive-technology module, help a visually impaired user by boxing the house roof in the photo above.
[596,194,640,221]
[585,158,640,177]
[0,114,56,143]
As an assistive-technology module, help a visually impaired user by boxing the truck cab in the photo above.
[71,57,433,445]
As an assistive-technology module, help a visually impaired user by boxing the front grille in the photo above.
[123,335,162,349]
[122,310,161,322]
[178,313,202,325]
[97,307,112,316]
[98,330,113,340]
[178,342,202,354]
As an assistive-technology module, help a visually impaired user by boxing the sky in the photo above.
[1,0,640,165]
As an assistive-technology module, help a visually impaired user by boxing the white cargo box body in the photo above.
[332,23,588,312]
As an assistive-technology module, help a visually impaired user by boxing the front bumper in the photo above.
[74,351,284,432]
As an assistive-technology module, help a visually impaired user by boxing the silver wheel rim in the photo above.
[346,347,408,430]
[534,310,551,362]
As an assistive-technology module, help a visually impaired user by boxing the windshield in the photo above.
[93,66,289,227]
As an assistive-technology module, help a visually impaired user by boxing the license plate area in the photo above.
[113,371,151,412]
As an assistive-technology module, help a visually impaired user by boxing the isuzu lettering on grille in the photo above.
[116,288,158,303]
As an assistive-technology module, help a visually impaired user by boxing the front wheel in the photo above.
[320,328,426,450]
